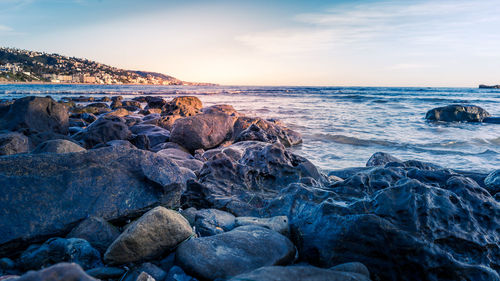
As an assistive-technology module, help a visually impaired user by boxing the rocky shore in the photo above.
[0,96,498,281]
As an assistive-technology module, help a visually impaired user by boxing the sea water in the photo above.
[1,84,499,173]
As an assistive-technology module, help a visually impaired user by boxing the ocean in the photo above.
[1,84,499,173]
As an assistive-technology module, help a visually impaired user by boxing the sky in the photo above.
[0,0,499,86]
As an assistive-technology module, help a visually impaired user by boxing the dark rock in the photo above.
[136,272,155,281]
[233,117,302,147]
[157,148,193,160]
[99,97,112,102]
[6,263,97,281]
[485,170,500,195]
[182,141,324,216]
[228,265,371,281]
[0,257,15,271]
[166,266,197,281]
[366,152,402,167]
[151,142,188,153]
[235,216,290,236]
[479,84,500,89]
[328,167,372,180]
[145,97,167,109]
[194,209,236,236]
[69,127,84,135]
[106,108,131,117]
[32,139,86,154]
[0,132,29,155]
[180,208,198,226]
[100,139,136,149]
[0,146,193,256]
[104,206,193,264]
[330,262,370,278]
[111,100,123,109]
[73,96,96,102]
[86,267,126,279]
[73,115,132,148]
[0,96,69,135]
[202,104,239,116]
[171,159,204,175]
[484,117,500,124]
[170,113,235,152]
[162,96,202,117]
[130,124,170,150]
[18,238,101,270]
[69,118,86,127]
[122,263,167,281]
[67,217,120,254]
[175,225,296,280]
[425,104,491,122]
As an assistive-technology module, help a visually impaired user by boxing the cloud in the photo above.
[0,24,13,32]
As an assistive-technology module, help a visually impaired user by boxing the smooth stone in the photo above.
[228,265,371,281]
[165,266,198,281]
[234,216,290,236]
[5,263,97,281]
[425,104,491,122]
[32,139,86,154]
[0,131,28,155]
[18,238,101,270]
[175,225,296,280]
[180,207,198,226]
[85,267,126,279]
[366,152,402,167]
[484,169,500,195]
[194,209,236,236]
[66,216,121,254]
[104,207,193,264]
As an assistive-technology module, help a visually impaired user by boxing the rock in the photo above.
[140,108,163,116]
[136,272,156,281]
[0,132,28,155]
[73,115,132,148]
[485,169,500,195]
[479,84,500,89]
[0,96,69,135]
[122,263,167,281]
[233,117,302,147]
[69,118,86,127]
[165,266,197,281]
[484,117,500,124]
[170,113,235,152]
[425,104,491,122]
[366,152,402,167]
[157,148,193,160]
[18,238,101,270]
[6,263,97,281]
[145,97,167,109]
[235,216,290,236]
[99,97,112,102]
[66,217,120,254]
[181,141,324,216]
[130,124,170,150]
[180,208,198,226]
[194,209,236,236]
[0,146,193,256]
[229,265,371,281]
[80,113,97,124]
[151,142,189,153]
[202,104,239,116]
[162,96,202,116]
[104,206,193,264]
[106,108,130,117]
[103,139,136,149]
[111,100,123,109]
[32,139,86,154]
[176,225,296,280]
[85,267,126,279]
[330,262,370,278]
[171,159,204,175]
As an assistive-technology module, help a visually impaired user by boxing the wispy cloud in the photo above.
[0,24,13,32]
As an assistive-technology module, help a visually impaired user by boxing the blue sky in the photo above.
[1,0,499,86]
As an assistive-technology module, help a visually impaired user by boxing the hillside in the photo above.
[0,47,212,85]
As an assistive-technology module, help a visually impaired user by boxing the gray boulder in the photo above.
[175,225,296,280]
[0,146,193,256]
[425,104,491,122]
[229,265,371,281]
[233,117,302,147]
[104,207,193,264]
[0,131,29,155]
[6,263,98,281]
[32,139,86,154]
[366,152,402,167]
[194,209,236,236]
[202,104,239,116]
[130,124,170,150]
[235,216,290,236]
[67,217,120,253]
[170,113,235,152]
[73,115,131,148]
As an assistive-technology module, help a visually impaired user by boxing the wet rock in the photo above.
[165,266,198,281]
[85,267,126,279]
[18,238,101,270]
[81,113,97,124]
[145,97,167,109]
[194,209,236,236]
[67,217,120,254]
[235,216,290,236]
[73,115,131,148]
[0,146,192,256]
[233,117,301,147]
[485,170,500,195]
[0,96,69,135]
[104,207,193,264]
[182,141,323,216]
[170,113,235,152]
[484,117,500,124]
[162,96,202,117]
[175,225,296,280]
[0,132,28,155]
[130,124,170,150]
[229,265,371,281]
[366,152,402,167]
[32,139,86,154]
[202,104,239,116]
[425,104,491,122]
[6,263,97,281]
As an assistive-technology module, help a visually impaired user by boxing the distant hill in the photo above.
[0,47,214,85]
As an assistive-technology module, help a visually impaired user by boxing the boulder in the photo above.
[0,96,69,134]
[165,266,197,281]
[73,115,131,148]
[0,131,29,155]
[484,169,500,195]
[162,96,202,116]
[66,217,121,253]
[130,124,170,150]
[181,141,324,216]
[228,265,371,281]
[18,238,101,270]
[194,209,236,236]
[202,104,239,116]
[170,113,235,152]
[106,108,130,117]
[104,206,193,264]
[425,104,491,122]
[6,263,97,281]
[235,216,290,236]
[233,117,302,147]
[145,97,167,109]
[32,139,86,154]
[121,263,167,281]
[366,152,402,167]
[0,146,193,256]
[85,267,126,279]
[175,225,296,280]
